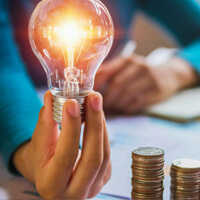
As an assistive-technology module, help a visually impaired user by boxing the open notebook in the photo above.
[144,88,200,123]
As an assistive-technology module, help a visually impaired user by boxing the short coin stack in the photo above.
[170,159,200,200]
[131,147,165,200]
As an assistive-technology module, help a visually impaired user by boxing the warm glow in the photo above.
[43,18,107,50]
[61,21,81,47]
[29,0,114,117]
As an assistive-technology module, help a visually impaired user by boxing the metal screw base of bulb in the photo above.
[52,95,87,125]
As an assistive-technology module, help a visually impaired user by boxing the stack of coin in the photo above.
[131,147,165,200]
[170,158,200,200]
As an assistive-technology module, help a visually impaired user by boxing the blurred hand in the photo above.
[95,54,199,114]
[13,91,111,200]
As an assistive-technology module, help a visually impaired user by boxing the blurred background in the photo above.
[132,12,177,56]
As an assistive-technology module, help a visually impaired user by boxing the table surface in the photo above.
[1,115,200,200]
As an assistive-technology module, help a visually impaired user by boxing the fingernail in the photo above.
[67,100,79,117]
[90,93,102,112]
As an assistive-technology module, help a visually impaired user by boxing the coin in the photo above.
[132,147,164,157]
[131,190,163,200]
[170,158,200,200]
[173,159,200,169]
[131,147,164,199]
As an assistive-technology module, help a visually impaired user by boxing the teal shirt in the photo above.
[0,0,200,172]
[0,1,42,172]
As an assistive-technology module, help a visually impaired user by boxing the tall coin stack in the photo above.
[131,147,165,200]
[170,159,200,200]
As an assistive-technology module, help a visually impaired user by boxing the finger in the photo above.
[37,91,54,124]
[103,160,112,184]
[103,64,142,109]
[124,89,155,114]
[114,76,152,112]
[33,91,59,163]
[54,99,81,171]
[66,92,104,199]
[87,115,111,198]
[41,100,82,197]
[131,53,148,65]
[102,55,149,109]
[44,91,52,110]
[94,57,130,91]
[98,56,129,76]
[42,91,58,127]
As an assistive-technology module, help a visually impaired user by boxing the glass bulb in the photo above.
[29,0,114,124]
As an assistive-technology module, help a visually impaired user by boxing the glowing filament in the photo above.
[61,21,81,47]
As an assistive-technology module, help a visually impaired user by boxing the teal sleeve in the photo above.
[178,39,200,75]
[0,1,42,172]
[137,0,200,74]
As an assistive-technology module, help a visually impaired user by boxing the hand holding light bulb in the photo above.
[13,1,113,199]
[29,0,114,124]
[13,91,111,199]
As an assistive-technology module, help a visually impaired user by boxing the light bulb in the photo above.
[29,0,114,124]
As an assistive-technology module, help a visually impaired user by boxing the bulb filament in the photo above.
[64,47,80,96]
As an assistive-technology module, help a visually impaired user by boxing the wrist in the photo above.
[162,57,199,91]
[13,141,34,182]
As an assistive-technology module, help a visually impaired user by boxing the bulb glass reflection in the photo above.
[29,0,114,124]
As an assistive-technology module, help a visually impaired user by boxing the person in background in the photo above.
[0,0,200,199]
[95,0,200,114]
